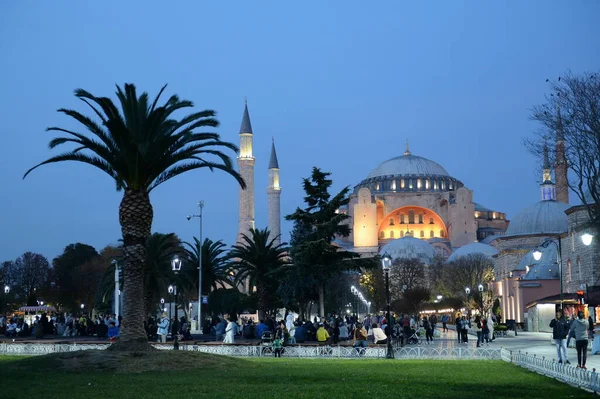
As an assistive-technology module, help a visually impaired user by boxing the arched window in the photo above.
[389,218,395,226]
[400,214,405,224]
[390,230,395,238]
[440,230,445,238]
[418,214,424,224]
[429,217,434,224]
[408,210,415,224]
[417,179,422,189]
[380,231,385,239]
[430,230,434,238]
[420,230,425,238]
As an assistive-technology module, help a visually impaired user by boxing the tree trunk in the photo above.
[318,283,325,318]
[257,283,267,321]
[109,190,153,351]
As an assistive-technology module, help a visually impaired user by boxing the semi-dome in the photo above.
[367,154,450,179]
[505,200,569,237]
[355,150,463,194]
[447,242,499,262]
[379,236,436,265]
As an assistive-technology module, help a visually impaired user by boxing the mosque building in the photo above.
[334,142,508,263]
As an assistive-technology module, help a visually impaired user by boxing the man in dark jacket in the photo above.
[549,309,570,364]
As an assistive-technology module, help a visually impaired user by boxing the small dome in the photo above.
[518,245,559,280]
[505,200,569,237]
[367,154,450,179]
[379,236,436,265]
[447,242,499,262]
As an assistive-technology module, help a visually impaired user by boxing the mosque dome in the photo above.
[517,246,559,280]
[355,148,463,194]
[447,242,499,262]
[504,200,570,237]
[379,236,436,265]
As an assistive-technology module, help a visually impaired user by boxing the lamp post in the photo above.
[581,233,593,246]
[171,255,183,350]
[478,283,484,316]
[111,259,120,319]
[80,303,85,316]
[532,237,563,310]
[3,285,9,313]
[168,285,174,320]
[465,287,471,319]
[381,252,394,359]
[187,200,204,334]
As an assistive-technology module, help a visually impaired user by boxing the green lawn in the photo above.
[0,355,592,398]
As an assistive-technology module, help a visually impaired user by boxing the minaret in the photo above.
[267,138,281,246]
[555,108,569,204]
[236,100,255,244]
[540,143,556,201]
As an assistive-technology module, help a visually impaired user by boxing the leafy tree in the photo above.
[285,167,361,317]
[207,288,256,319]
[228,228,289,320]
[7,253,52,306]
[392,287,431,315]
[442,253,494,307]
[52,243,99,310]
[389,258,426,300]
[183,237,230,295]
[358,268,386,312]
[528,71,600,232]
[24,84,244,348]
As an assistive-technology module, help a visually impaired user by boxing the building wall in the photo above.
[448,187,477,247]
[353,188,378,247]
[561,208,599,293]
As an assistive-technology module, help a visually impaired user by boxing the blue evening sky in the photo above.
[1,1,599,262]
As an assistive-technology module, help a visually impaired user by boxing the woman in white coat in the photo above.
[223,314,237,344]
[487,314,495,341]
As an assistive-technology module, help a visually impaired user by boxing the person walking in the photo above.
[156,313,169,343]
[423,316,433,344]
[550,309,570,364]
[474,316,482,347]
[441,314,448,333]
[570,311,590,369]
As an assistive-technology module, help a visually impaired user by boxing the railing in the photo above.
[0,342,501,360]
[501,348,600,393]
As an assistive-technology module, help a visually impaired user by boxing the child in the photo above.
[272,336,283,357]
[108,321,119,342]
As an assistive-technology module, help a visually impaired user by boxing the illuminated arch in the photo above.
[379,205,448,241]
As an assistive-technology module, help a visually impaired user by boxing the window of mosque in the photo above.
[400,214,405,224]
[401,179,405,189]
[409,179,413,190]
[417,179,422,189]
[391,180,396,190]
[449,182,453,190]
[430,230,434,238]
[390,230,395,238]
[440,230,445,238]
[380,231,385,239]
[420,230,424,238]
[425,179,430,190]
[375,183,380,191]
[429,217,434,224]
[441,180,445,190]
[408,210,415,224]
[434,180,438,190]
[389,218,394,226]
[418,214,424,224]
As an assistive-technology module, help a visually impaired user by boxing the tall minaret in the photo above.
[236,100,255,244]
[540,143,556,201]
[267,138,281,246]
[555,108,569,204]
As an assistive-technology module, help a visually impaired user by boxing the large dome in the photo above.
[447,242,499,262]
[379,236,436,265]
[356,151,463,194]
[505,200,570,237]
[367,154,450,179]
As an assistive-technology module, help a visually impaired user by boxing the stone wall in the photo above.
[561,208,599,294]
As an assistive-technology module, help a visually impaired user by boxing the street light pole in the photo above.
[465,287,471,319]
[532,238,563,310]
[4,285,9,313]
[187,200,204,334]
[111,259,120,319]
[171,256,183,350]
[381,253,394,359]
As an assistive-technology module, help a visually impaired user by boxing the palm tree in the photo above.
[228,228,289,320]
[183,237,230,294]
[24,84,245,349]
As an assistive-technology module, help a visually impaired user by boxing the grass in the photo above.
[0,353,593,399]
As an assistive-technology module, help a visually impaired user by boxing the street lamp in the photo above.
[478,284,484,316]
[581,233,593,246]
[111,259,120,319]
[465,287,471,319]
[3,285,9,312]
[171,255,183,350]
[381,252,394,359]
[187,200,204,334]
[532,238,563,309]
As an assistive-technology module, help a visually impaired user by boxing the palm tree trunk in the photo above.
[110,190,153,351]
[257,283,267,321]
[319,283,325,317]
